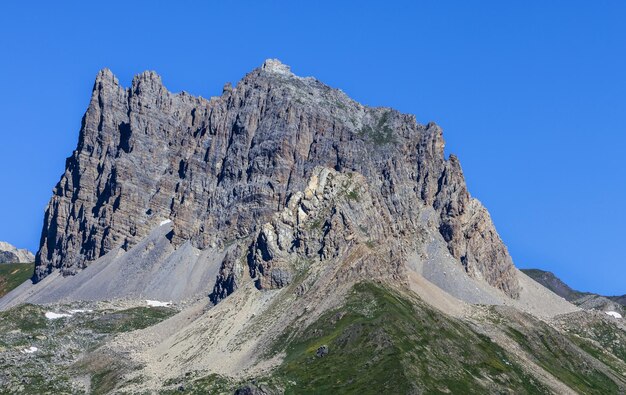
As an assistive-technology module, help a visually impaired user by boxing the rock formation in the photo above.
[7,60,626,395]
[0,242,34,264]
[34,59,519,298]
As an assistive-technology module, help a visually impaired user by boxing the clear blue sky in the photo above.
[0,1,624,295]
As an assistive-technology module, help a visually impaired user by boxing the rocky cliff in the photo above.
[0,242,34,264]
[35,59,519,298]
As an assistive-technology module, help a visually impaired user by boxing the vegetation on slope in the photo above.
[2,282,625,394]
[555,311,626,378]
[0,303,177,394]
[158,282,552,394]
[0,262,32,297]
[171,282,626,394]
[495,306,625,394]
[271,282,548,394]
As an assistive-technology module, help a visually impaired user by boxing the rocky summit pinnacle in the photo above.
[261,58,293,75]
[33,59,520,298]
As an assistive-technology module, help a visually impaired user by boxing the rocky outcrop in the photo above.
[242,167,402,292]
[0,242,34,264]
[35,59,519,298]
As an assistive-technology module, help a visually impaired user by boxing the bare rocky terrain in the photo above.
[0,60,624,394]
[0,241,34,264]
[522,268,626,316]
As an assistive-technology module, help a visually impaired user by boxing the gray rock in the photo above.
[316,345,329,357]
[0,251,19,264]
[234,383,274,395]
[34,59,519,298]
[574,294,624,315]
[209,245,244,304]
[0,242,34,264]
[0,222,223,310]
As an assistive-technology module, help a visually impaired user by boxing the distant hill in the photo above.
[0,241,34,264]
[522,268,625,314]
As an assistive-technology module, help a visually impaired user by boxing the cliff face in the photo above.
[35,59,519,298]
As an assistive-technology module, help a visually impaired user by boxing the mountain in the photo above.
[0,241,35,264]
[33,59,519,298]
[520,269,586,300]
[0,241,34,264]
[522,268,625,315]
[0,60,624,394]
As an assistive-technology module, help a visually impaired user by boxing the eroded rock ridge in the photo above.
[35,59,519,298]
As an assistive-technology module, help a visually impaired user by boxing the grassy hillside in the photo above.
[271,282,549,394]
[157,282,625,394]
[0,262,32,297]
[160,282,551,394]
[1,281,624,394]
[497,307,623,394]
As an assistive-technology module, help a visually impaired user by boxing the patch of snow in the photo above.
[159,219,172,226]
[146,300,172,307]
[22,346,38,354]
[68,309,93,314]
[606,311,623,319]
[45,312,72,320]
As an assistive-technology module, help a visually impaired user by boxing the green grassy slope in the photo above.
[271,283,548,394]
[0,262,32,297]
[160,282,626,394]
[2,281,624,394]
[500,311,622,394]
[160,282,550,394]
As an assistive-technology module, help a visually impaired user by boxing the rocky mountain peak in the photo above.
[261,58,293,75]
[94,67,117,83]
[131,70,164,94]
[33,61,520,298]
[92,68,122,97]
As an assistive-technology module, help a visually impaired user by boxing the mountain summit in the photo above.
[2,61,623,394]
[34,59,519,298]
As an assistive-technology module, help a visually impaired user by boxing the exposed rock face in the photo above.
[35,59,519,298]
[0,242,34,264]
[240,167,403,294]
